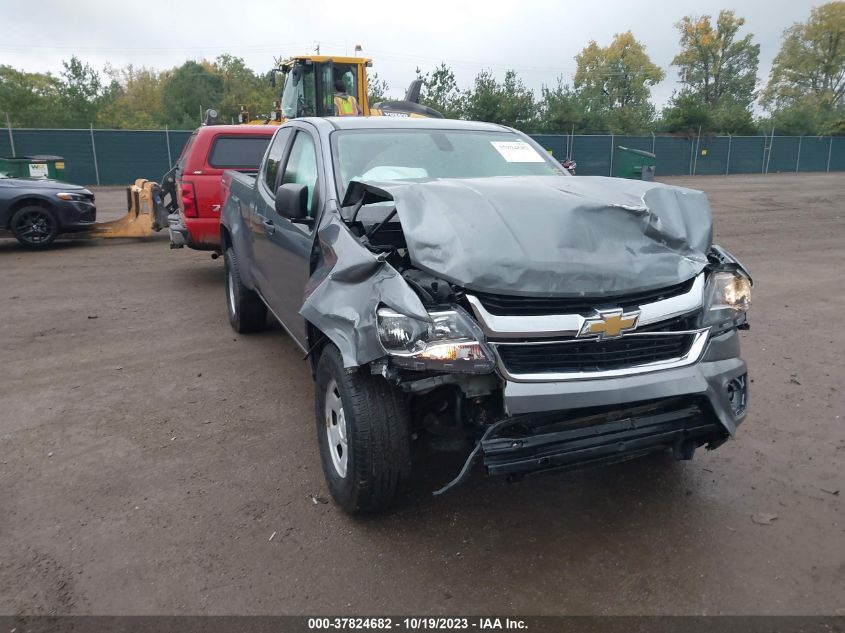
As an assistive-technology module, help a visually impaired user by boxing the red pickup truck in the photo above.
[167,124,275,251]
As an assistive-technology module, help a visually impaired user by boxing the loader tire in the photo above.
[11,205,59,248]
[224,247,266,333]
[315,345,412,515]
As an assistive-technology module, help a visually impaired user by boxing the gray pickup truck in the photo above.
[220,117,752,515]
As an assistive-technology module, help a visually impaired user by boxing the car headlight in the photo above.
[702,271,751,327]
[56,191,90,201]
[377,306,496,373]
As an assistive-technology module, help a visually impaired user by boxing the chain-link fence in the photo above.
[532,133,845,177]
[1,127,193,185]
[2,126,844,185]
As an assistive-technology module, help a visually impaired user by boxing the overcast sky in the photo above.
[1,0,822,109]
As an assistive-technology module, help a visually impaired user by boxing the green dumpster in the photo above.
[613,146,656,181]
[0,155,66,180]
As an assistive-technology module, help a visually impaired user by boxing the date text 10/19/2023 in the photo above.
[307,617,528,630]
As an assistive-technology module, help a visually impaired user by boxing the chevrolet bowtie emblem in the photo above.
[578,308,640,339]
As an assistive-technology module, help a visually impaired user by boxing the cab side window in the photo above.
[281,131,319,217]
[263,128,293,193]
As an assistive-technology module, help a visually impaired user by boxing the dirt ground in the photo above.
[1,173,843,616]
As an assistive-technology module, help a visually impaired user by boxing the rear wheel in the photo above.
[315,345,411,514]
[223,247,266,333]
[11,205,59,248]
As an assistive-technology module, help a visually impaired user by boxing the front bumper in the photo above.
[434,330,748,493]
[58,200,97,231]
[504,345,747,435]
[484,395,727,477]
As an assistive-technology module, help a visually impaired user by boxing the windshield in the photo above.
[281,64,317,118]
[332,129,565,197]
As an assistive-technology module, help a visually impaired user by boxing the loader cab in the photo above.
[279,56,370,119]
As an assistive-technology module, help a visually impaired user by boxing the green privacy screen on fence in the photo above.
[0,128,192,186]
[1,127,844,185]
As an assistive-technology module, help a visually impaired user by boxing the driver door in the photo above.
[256,128,322,348]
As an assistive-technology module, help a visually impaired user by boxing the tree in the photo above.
[762,2,845,135]
[763,2,845,108]
[213,54,276,123]
[98,65,166,129]
[536,77,584,133]
[673,11,759,109]
[462,69,537,130]
[0,65,61,127]
[56,56,110,127]
[415,63,463,118]
[161,61,224,128]
[366,72,389,104]
[659,90,712,134]
[573,32,664,133]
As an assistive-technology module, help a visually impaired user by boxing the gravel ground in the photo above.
[0,173,843,616]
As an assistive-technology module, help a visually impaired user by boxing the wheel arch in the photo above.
[306,321,329,378]
[5,196,58,229]
[219,223,233,252]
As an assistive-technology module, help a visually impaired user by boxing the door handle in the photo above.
[262,218,275,235]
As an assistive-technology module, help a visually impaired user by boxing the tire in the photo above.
[315,345,411,514]
[223,247,266,333]
[10,205,59,248]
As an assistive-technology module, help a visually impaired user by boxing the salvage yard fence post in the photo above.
[725,135,732,176]
[165,125,173,167]
[89,124,100,186]
[5,112,15,157]
[827,136,833,172]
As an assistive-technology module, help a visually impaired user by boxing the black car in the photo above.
[0,175,96,248]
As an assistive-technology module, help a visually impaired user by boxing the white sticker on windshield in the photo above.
[490,140,545,163]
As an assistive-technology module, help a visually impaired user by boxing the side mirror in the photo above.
[275,183,309,221]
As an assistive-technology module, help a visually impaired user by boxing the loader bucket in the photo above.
[89,179,168,238]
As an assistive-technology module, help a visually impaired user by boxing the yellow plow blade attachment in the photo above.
[89,179,168,238]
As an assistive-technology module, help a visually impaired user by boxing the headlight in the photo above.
[377,306,496,373]
[56,191,90,201]
[702,271,751,327]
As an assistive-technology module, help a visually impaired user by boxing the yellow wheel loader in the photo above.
[239,55,442,124]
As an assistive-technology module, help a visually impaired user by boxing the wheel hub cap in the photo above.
[227,268,236,316]
[17,211,52,244]
[324,378,348,478]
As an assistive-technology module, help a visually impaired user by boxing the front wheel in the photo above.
[223,247,266,333]
[315,345,411,514]
[11,205,59,248]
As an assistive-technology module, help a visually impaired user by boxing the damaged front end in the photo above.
[301,176,752,495]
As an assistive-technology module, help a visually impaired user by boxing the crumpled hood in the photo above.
[351,175,713,297]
